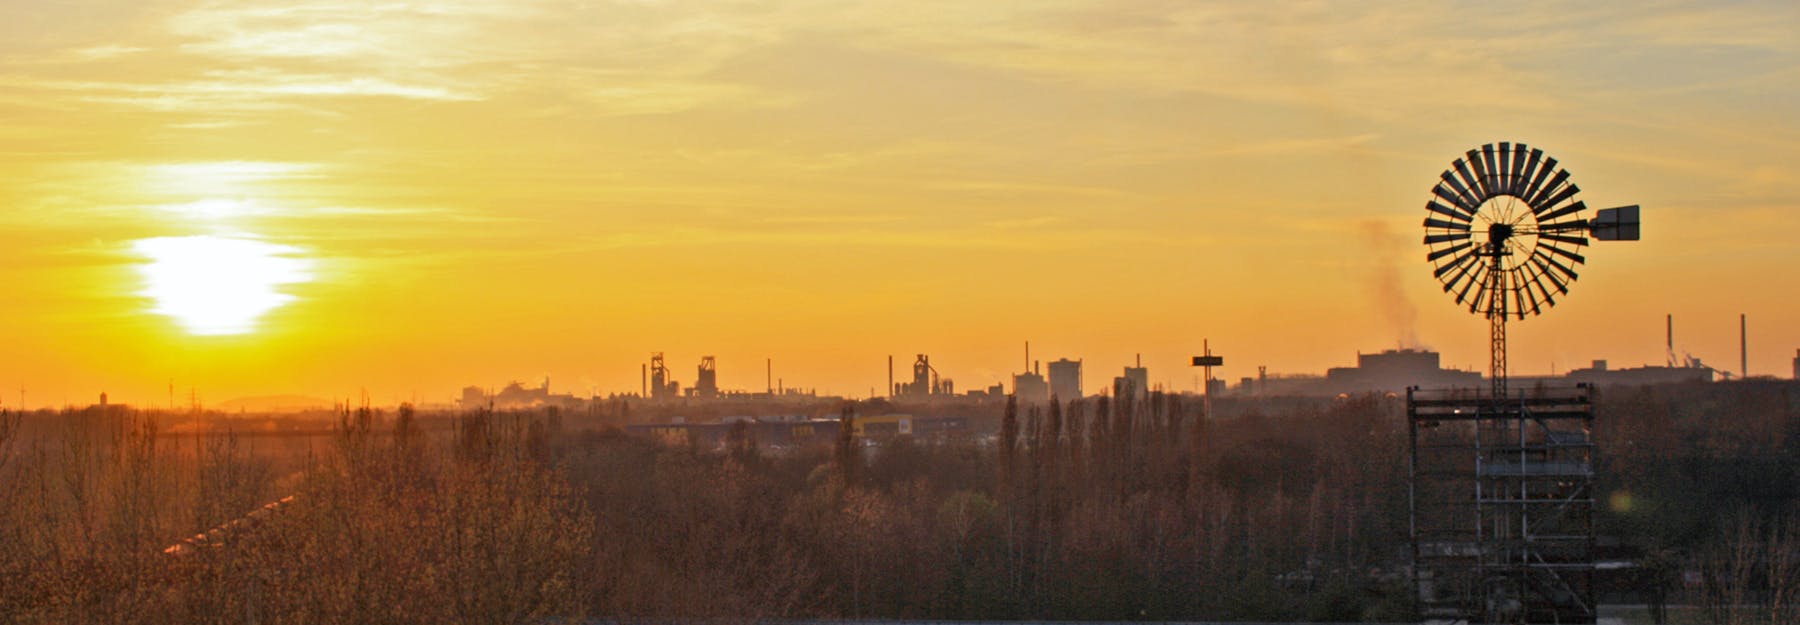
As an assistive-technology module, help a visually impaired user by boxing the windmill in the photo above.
[1410,142,1644,623]
[1421,141,1639,397]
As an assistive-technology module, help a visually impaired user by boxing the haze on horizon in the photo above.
[2,1,1796,408]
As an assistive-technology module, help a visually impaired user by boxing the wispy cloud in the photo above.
[0,71,478,111]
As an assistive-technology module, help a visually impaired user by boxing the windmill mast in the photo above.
[1489,231,1510,398]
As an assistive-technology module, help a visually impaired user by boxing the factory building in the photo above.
[1122,362,1149,401]
[1561,360,1713,386]
[648,353,680,399]
[1325,349,1482,393]
[1242,348,1721,398]
[851,414,973,438]
[1048,358,1082,401]
[692,356,719,398]
[1013,364,1049,405]
[895,354,954,398]
[459,379,583,410]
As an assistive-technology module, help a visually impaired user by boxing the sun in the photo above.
[133,234,315,335]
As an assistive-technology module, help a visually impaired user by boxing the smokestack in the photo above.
[766,358,772,394]
[641,364,647,397]
[1667,314,1674,366]
[1025,341,1030,374]
[887,355,894,398]
[1741,313,1748,380]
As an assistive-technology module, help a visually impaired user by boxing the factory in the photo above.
[1238,346,1722,398]
[893,354,954,398]
[1112,356,1149,401]
[459,379,584,410]
[1048,358,1082,402]
[1559,360,1713,386]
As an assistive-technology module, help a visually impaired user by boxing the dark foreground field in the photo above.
[1,382,1796,624]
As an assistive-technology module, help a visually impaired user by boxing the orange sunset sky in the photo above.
[2,1,1796,407]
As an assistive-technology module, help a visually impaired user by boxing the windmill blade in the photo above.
[1526,267,1558,308]
[1507,143,1529,195]
[1537,184,1582,216]
[1424,217,1472,231]
[1519,265,1549,314]
[1481,144,1501,196]
[1530,251,1578,289]
[1533,200,1591,225]
[1529,169,1571,209]
[1468,149,1493,199]
[1440,171,1481,211]
[1434,249,1477,278]
[1540,242,1587,265]
[1534,220,1591,232]
[1425,232,1472,245]
[1530,262,1560,306]
[1513,275,1533,319]
[1428,240,1474,262]
[1497,143,1515,194]
[1539,232,1589,246]
[1516,148,1544,197]
[1521,155,1557,204]
[1444,255,1480,293]
[1433,184,1477,214]
[1453,158,1487,204]
[1427,199,1473,222]
[1454,263,1487,304]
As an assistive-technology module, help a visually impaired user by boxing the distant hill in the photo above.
[216,395,334,413]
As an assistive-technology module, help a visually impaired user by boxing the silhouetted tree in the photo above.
[834,402,858,487]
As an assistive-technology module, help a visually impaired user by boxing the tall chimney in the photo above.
[1741,313,1748,380]
[887,355,894,398]
[1666,314,1674,366]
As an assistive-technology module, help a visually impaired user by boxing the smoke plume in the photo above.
[1359,219,1421,349]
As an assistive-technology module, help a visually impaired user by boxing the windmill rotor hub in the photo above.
[1487,223,1514,252]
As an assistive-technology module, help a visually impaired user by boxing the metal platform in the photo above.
[1408,385,1598,624]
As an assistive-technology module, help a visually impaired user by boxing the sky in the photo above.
[2,0,1797,408]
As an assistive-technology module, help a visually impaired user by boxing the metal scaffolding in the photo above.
[1408,385,1598,623]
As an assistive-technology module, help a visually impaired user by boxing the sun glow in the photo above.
[133,235,314,335]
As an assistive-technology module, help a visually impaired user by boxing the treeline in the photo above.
[563,393,1416,622]
[1,381,1796,623]
[1595,380,1800,623]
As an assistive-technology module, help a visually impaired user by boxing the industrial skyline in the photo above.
[0,310,1778,409]
[291,332,1747,411]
